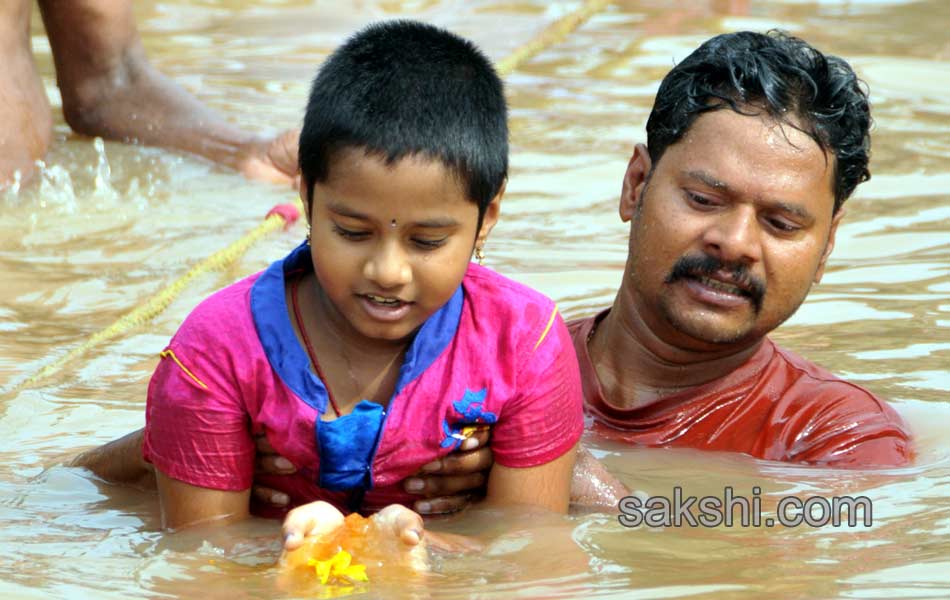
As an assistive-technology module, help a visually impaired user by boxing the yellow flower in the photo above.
[307,550,369,585]
[451,425,480,441]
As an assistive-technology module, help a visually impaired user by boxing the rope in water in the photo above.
[8,0,612,393]
[495,0,612,77]
[8,201,302,393]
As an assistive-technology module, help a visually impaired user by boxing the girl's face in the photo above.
[301,148,501,344]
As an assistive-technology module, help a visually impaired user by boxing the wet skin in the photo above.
[302,148,499,354]
[620,108,844,355]
[295,149,501,411]
[1,0,298,188]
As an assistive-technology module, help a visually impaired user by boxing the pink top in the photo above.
[144,243,583,515]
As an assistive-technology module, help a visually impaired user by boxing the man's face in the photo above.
[621,108,844,351]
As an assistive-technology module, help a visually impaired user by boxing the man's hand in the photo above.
[569,447,632,509]
[251,429,494,516]
[402,428,493,515]
[252,433,297,508]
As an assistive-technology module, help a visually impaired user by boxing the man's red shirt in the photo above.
[569,311,913,468]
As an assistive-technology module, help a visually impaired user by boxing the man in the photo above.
[72,30,912,513]
[570,30,912,468]
[1,1,296,188]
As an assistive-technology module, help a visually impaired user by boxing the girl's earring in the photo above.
[306,224,312,246]
[474,246,485,265]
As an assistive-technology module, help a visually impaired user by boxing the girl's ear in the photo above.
[476,179,505,247]
[298,178,312,226]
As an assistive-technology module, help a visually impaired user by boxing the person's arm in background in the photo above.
[37,0,298,184]
[68,429,156,489]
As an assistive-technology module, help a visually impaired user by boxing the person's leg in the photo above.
[37,0,297,184]
[0,0,52,188]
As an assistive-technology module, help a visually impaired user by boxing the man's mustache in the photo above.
[665,254,766,312]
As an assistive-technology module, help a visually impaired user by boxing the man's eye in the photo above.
[685,191,717,208]
[767,218,800,233]
[413,237,447,250]
[333,225,369,240]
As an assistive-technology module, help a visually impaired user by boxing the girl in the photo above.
[143,20,583,551]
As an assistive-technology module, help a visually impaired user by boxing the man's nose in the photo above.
[363,240,412,288]
[701,207,763,265]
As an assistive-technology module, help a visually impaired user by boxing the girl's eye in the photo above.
[333,224,369,240]
[413,237,447,250]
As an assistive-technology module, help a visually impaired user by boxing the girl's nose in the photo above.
[364,240,412,288]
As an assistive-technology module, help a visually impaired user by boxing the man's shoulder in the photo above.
[768,340,886,407]
[566,312,603,342]
[566,314,592,333]
[763,340,913,467]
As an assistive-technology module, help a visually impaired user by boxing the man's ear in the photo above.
[620,144,652,222]
[814,208,846,283]
[476,179,505,247]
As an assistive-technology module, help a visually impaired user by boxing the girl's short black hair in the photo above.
[646,31,872,213]
[299,20,508,220]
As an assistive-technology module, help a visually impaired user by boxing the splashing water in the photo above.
[92,137,120,206]
[2,170,23,202]
[126,177,149,211]
[36,160,79,214]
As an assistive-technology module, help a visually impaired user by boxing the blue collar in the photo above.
[250,242,463,414]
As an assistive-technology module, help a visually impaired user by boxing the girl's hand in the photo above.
[372,504,425,547]
[374,505,483,555]
[282,501,345,551]
[281,502,426,552]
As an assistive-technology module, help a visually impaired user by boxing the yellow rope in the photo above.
[9,1,612,393]
[9,198,303,393]
[495,0,612,76]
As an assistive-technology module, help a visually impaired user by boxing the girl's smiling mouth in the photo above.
[357,293,413,322]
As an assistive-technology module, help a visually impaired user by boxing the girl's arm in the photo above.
[144,324,258,530]
[481,308,585,514]
[155,470,251,530]
[484,442,579,513]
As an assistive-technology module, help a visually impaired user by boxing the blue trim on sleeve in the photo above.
[250,242,464,492]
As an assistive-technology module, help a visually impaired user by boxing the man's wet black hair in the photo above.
[646,30,871,213]
[299,20,508,223]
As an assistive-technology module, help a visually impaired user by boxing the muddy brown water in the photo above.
[1,1,947,598]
